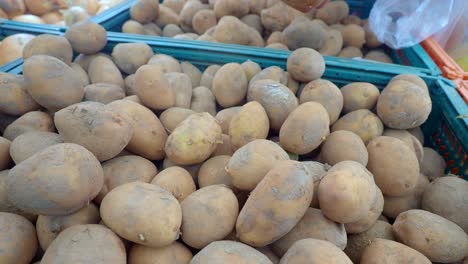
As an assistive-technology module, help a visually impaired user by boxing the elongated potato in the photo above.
[7,143,103,215]
[190,240,272,264]
[299,79,343,124]
[3,111,54,141]
[160,107,195,132]
[165,72,192,108]
[191,86,217,116]
[151,166,196,202]
[130,0,159,23]
[129,242,193,264]
[360,239,431,264]
[341,82,380,113]
[198,155,235,189]
[112,43,154,74]
[88,56,124,88]
[65,21,107,55]
[0,73,40,116]
[227,139,289,191]
[9,131,63,164]
[100,182,182,248]
[331,109,384,144]
[134,64,175,111]
[23,34,72,65]
[229,101,269,150]
[155,5,179,27]
[212,63,248,107]
[216,107,242,134]
[0,212,38,264]
[321,130,368,166]
[236,161,315,247]
[345,186,384,234]
[280,238,353,264]
[165,112,222,165]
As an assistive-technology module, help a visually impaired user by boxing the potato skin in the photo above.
[0,73,40,116]
[360,238,431,264]
[260,1,302,32]
[227,139,289,191]
[65,21,107,55]
[3,111,54,141]
[229,101,269,150]
[321,130,368,166]
[112,43,154,74]
[216,107,242,134]
[191,86,217,116]
[151,166,196,202]
[41,224,126,264]
[7,143,104,215]
[282,19,329,51]
[23,34,72,65]
[212,63,248,107]
[23,55,84,112]
[249,66,287,86]
[83,83,125,104]
[200,64,221,89]
[280,238,353,264]
[0,212,38,264]
[160,107,195,133]
[198,155,235,190]
[129,242,193,264]
[367,136,419,196]
[181,62,202,87]
[236,161,315,247]
[393,209,468,263]
[0,137,11,171]
[9,131,63,164]
[165,112,222,165]
[331,109,384,144]
[130,0,159,23]
[133,64,175,111]
[341,82,380,113]
[165,72,193,108]
[100,182,182,248]
[345,186,384,234]
[88,56,124,88]
[420,147,446,181]
[299,79,343,124]
[287,48,325,82]
[190,240,273,264]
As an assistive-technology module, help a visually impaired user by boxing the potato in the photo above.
[241,14,263,34]
[23,55,84,112]
[214,0,249,18]
[331,109,384,144]
[377,80,431,129]
[319,161,376,223]
[151,166,196,202]
[73,53,110,71]
[130,0,159,23]
[200,64,221,89]
[383,173,429,219]
[148,54,181,73]
[124,95,140,103]
[0,0,25,17]
[62,6,90,26]
[213,16,253,45]
[342,15,361,25]
[22,34,73,65]
[84,83,125,104]
[165,112,222,165]
[282,19,329,51]
[65,21,107,55]
[193,9,217,34]
[365,50,392,64]
[260,2,302,32]
[0,170,37,219]
[112,43,154,74]
[257,247,279,264]
[88,56,124,88]
[382,129,423,164]
[191,86,217,116]
[101,182,181,247]
[338,46,363,58]
[198,155,234,189]
[40,224,126,264]
[129,242,193,264]
[0,34,34,65]
[190,240,273,264]
[181,61,202,87]
[345,186,384,234]
[0,7,6,18]
[280,102,329,154]
[212,63,248,107]
[174,33,200,40]
[266,43,289,50]
[155,5,179,27]
[3,111,54,141]
[319,29,343,56]
[160,107,195,133]
[124,74,136,96]
[341,82,380,113]
[133,65,175,111]
[0,73,40,116]
[163,0,186,14]
[367,136,419,196]
[280,238,353,264]
[162,158,202,183]
[71,63,90,86]
[420,147,446,181]
[229,101,269,150]
[248,79,298,131]
[236,161,315,247]
[393,209,468,263]
[163,24,184,37]
[340,24,366,48]
[227,139,289,191]
[360,238,431,264]
[287,48,325,82]
[7,143,103,215]
[422,177,468,233]
[271,208,346,256]
[267,31,284,45]
[107,100,168,160]
[164,72,192,108]
[363,20,382,48]
[249,66,287,86]
[0,212,37,264]
[299,79,343,124]
[36,203,100,250]
[215,107,241,134]
[315,1,349,24]
[122,20,145,34]
[321,130,368,166]
[390,74,429,94]
[344,221,395,263]
[9,131,62,164]
[212,134,234,156]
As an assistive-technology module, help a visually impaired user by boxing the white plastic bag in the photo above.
[369,0,468,49]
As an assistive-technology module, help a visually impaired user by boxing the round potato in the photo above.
[321,130,368,166]
[112,43,154,74]
[214,0,249,18]
[100,182,182,248]
[179,1,207,30]
[3,111,54,141]
[341,24,365,48]
[227,139,289,191]
[0,73,40,116]
[155,5,179,27]
[130,0,159,23]
[299,79,343,124]
[280,239,353,264]
[360,238,431,264]
[198,155,234,190]
[122,20,145,34]
[236,161,315,247]
[163,24,184,37]
[382,129,424,164]
[160,107,195,133]
[65,21,107,55]
[345,186,384,234]
[22,34,72,65]
[7,143,103,215]
[229,101,269,150]
[41,224,126,264]
[420,147,446,181]
[216,107,242,134]
[71,63,90,86]
[190,240,272,264]
[266,43,289,50]
[129,242,193,264]
[287,48,325,82]
[319,29,343,56]
[212,63,248,107]
[331,109,384,144]
[0,212,38,264]
[165,72,193,108]
[73,53,110,71]
[191,86,217,116]
[367,136,419,196]
[200,64,221,89]
[151,166,196,202]
[282,19,329,51]
[390,74,429,94]
[241,60,262,81]
[341,82,380,113]
[55,102,134,162]
[36,203,101,250]
[83,83,125,104]
[213,16,252,45]
[260,1,302,32]
[249,66,287,87]
[148,54,181,73]
[193,9,217,34]
[365,50,392,64]
[133,64,175,111]
[88,56,124,88]
[9,131,63,164]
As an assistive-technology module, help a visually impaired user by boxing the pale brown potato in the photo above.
[282,19,329,51]
[213,16,254,45]
[266,43,289,50]
[151,166,196,202]
[73,53,110,71]
[300,161,328,209]
[227,139,289,191]
[0,34,35,65]
[162,158,202,183]
[71,63,90,86]
[236,161,315,247]
[124,95,141,103]
[36,203,101,250]
[267,31,284,45]
[160,107,195,133]
[420,147,446,181]
[200,64,221,89]
[214,0,249,18]
[163,0,186,14]
[112,43,154,74]
[367,136,419,196]
[174,33,200,40]
[155,5,179,27]
[23,55,84,112]
[241,14,263,34]
[142,23,162,36]
[382,129,423,165]
[129,242,193,264]
[0,0,25,17]
[193,9,217,34]
[122,20,145,34]
[191,86,217,116]
[321,130,368,166]
[212,63,248,107]
[130,0,159,23]
[100,182,182,248]
[0,73,40,116]
[212,134,234,156]
[65,21,107,55]
[22,34,73,65]
[360,239,431,264]
[13,14,45,24]
[280,238,353,264]
[390,74,429,94]
[181,185,239,249]
[148,54,181,73]
[55,102,134,162]
[165,72,193,108]
[341,82,380,113]
[338,46,363,58]
[215,107,241,134]
[345,186,384,234]
[88,56,124,88]
[107,100,168,160]
[180,1,207,30]
[260,1,303,32]
[9,131,63,164]
[287,48,325,82]
[229,101,269,150]
[249,66,287,87]
[190,240,273,264]
[3,111,54,141]
[365,50,392,64]
[181,61,202,87]
[163,24,184,37]
[319,29,343,56]
[393,209,468,263]
[83,83,125,104]
[331,109,384,144]
[0,137,11,170]
[363,20,382,48]
[198,155,235,189]
[7,143,103,215]
[341,24,365,48]
[62,6,90,26]
[0,212,38,264]
[315,1,349,24]
[0,170,37,221]
[40,224,126,264]
[272,208,347,257]
[124,74,136,95]
[134,64,175,111]
[299,79,343,124]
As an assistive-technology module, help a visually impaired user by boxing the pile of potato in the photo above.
[123,0,392,63]
[0,20,467,264]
